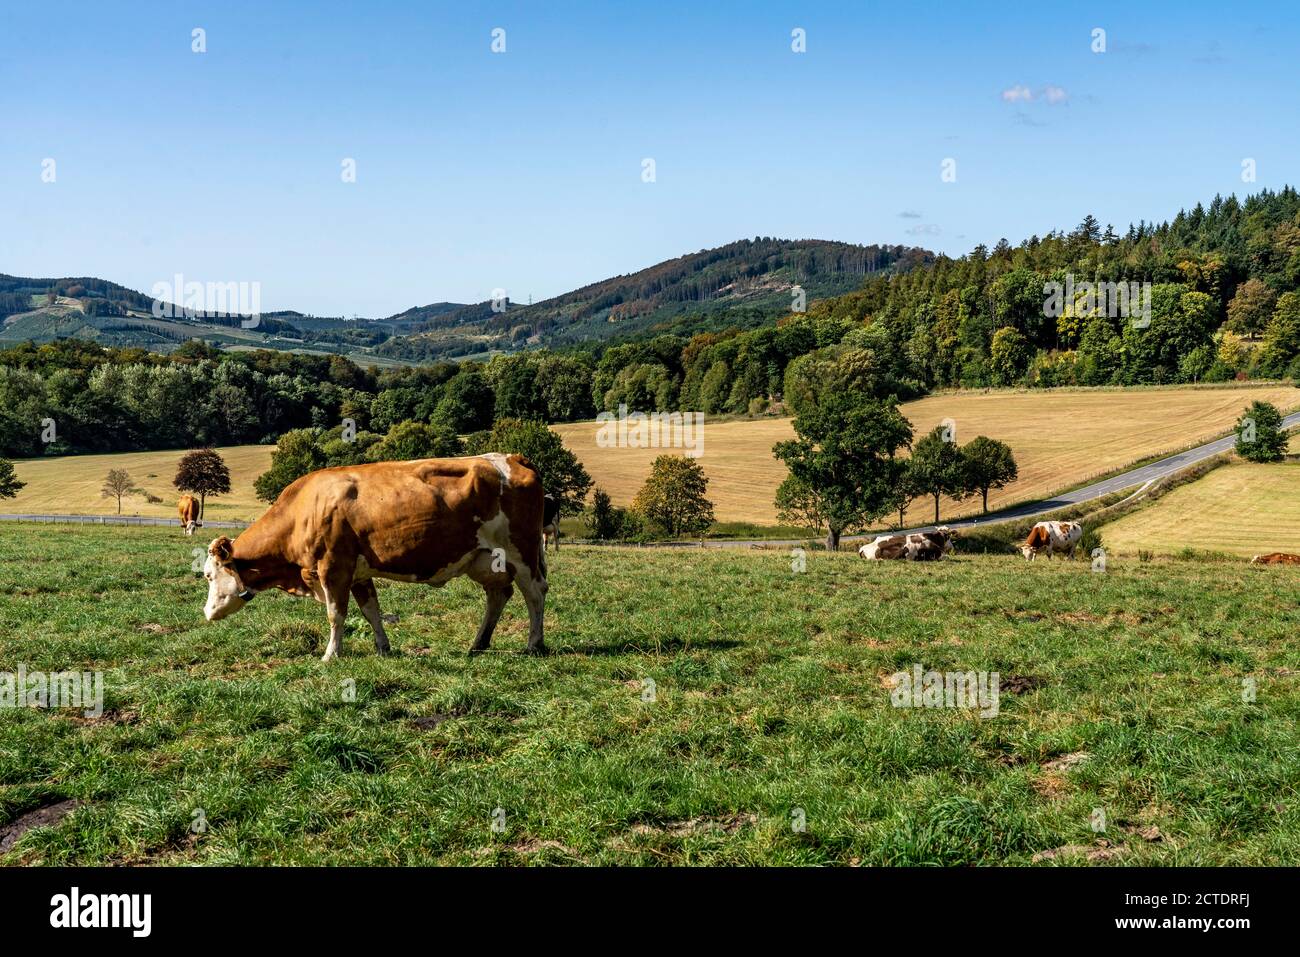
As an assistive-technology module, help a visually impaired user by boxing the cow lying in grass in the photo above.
[201,453,549,661]
[1251,552,1300,565]
[859,527,956,561]
[1020,521,1083,560]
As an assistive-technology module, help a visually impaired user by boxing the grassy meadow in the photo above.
[4,445,273,522]
[1,524,1298,865]
[553,384,1300,524]
[1100,458,1300,558]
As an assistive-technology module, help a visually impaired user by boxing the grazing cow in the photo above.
[178,495,200,536]
[1021,521,1083,560]
[542,493,560,553]
[201,453,549,661]
[859,526,956,561]
[1251,552,1300,565]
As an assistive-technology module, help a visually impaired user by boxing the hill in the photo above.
[378,238,930,360]
[1,238,929,365]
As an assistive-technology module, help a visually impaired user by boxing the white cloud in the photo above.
[906,224,942,237]
[1001,84,1069,106]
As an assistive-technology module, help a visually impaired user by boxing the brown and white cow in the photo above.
[541,493,560,553]
[178,495,200,536]
[1251,552,1300,565]
[859,527,956,561]
[1020,521,1083,560]
[201,453,549,661]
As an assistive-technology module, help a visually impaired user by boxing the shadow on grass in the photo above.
[556,637,744,657]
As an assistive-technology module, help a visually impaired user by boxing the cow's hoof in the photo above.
[468,645,489,657]
[523,643,549,657]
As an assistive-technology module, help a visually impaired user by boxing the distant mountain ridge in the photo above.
[1,237,931,363]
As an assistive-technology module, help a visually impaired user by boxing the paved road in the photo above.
[2,412,1293,546]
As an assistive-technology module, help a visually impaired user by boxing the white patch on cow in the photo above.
[859,535,892,560]
[203,554,248,621]
[477,452,513,487]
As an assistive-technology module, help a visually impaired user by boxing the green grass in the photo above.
[1,524,1298,865]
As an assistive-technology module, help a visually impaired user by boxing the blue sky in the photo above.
[2,1,1297,317]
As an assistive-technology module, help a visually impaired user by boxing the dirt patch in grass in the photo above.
[1000,675,1046,695]
[1033,839,1126,863]
[0,799,82,854]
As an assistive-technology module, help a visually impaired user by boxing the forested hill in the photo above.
[798,186,1300,389]
[374,238,931,360]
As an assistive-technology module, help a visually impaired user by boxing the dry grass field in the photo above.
[6,385,1298,528]
[553,385,1300,525]
[1100,455,1300,558]
[3,445,273,521]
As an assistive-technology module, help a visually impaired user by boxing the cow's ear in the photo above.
[209,536,234,561]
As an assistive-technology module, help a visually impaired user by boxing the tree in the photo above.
[989,326,1033,384]
[772,391,913,551]
[584,487,637,541]
[892,460,921,529]
[367,420,462,462]
[433,368,495,433]
[1236,401,1288,463]
[254,429,325,503]
[0,458,26,499]
[961,436,1018,513]
[633,455,715,538]
[467,418,592,515]
[1260,292,1300,376]
[1226,278,1276,339]
[909,426,967,523]
[101,468,143,514]
[173,448,231,520]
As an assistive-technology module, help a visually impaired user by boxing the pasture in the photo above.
[1100,458,1300,558]
[1,524,1298,865]
[3,445,273,522]
[553,384,1300,524]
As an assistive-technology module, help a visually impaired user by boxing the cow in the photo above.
[1021,521,1083,560]
[1251,552,1300,565]
[859,526,956,561]
[178,495,200,536]
[200,453,549,661]
[542,493,560,553]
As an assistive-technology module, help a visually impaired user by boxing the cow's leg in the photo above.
[469,582,513,655]
[350,579,391,655]
[514,563,548,655]
[319,562,354,663]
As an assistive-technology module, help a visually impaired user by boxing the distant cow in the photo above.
[201,453,549,661]
[542,493,560,553]
[178,495,200,536]
[1021,521,1083,560]
[1251,552,1300,565]
[859,527,956,561]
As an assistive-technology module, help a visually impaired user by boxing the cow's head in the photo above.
[184,520,199,536]
[936,526,956,552]
[203,536,253,621]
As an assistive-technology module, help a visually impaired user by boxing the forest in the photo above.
[2,188,1298,460]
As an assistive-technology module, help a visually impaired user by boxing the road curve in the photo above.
[1,412,1295,546]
